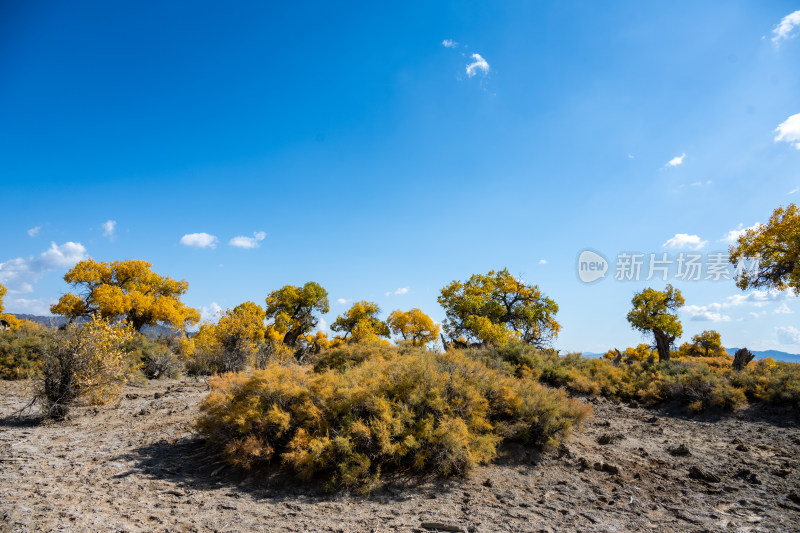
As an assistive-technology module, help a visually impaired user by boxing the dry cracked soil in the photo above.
[1,377,799,532]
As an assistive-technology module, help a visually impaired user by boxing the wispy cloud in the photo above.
[775,113,800,149]
[385,287,409,296]
[466,53,490,77]
[538,259,547,265]
[6,297,56,315]
[774,303,794,314]
[102,220,116,241]
[200,302,222,323]
[27,226,40,238]
[721,223,761,244]
[441,39,457,48]
[772,10,800,44]
[180,233,218,249]
[0,241,88,293]
[229,231,266,249]
[682,305,731,323]
[665,153,686,167]
[776,325,800,344]
[663,233,707,250]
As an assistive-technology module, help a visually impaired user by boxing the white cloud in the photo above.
[317,317,328,332]
[666,153,686,167]
[229,231,266,249]
[683,305,731,323]
[774,303,794,314]
[538,259,547,265]
[7,298,55,315]
[442,39,457,48]
[200,302,222,323]
[776,326,800,344]
[789,187,800,195]
[466,53,490,77]
[775,113,800,149]
[180,233,218,249]
[627,154,635,159]
[102,220,116,240]
[27,226,40,237]
[721,222,761,244]
[394,287,409,295]
[336,298,348,305]
[724,289,796,308]
[40,242,89,269]
[772,10,800,43]
[662,233,707,250]
[0,241,88,293]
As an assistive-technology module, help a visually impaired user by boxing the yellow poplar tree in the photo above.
[729,203,800,293]
[50,259,200,332]
[438,269,560,348]
[387,308,440,346]
[331,301,390,342]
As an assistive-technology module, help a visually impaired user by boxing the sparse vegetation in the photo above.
[197,346,589,492]
[38,317,135,419]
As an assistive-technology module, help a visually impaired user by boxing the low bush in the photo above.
[38,318,135,419]
[197,347,589,492]
[122,333,181,379]
[481,342,784,412]
[0,322,50,380]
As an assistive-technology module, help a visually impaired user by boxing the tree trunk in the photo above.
[733,348,754,371]
[653,330,673,362]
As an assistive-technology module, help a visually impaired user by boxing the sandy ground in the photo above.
[1,377,799,532]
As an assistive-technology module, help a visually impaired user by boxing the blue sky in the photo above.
[2,2,800,353]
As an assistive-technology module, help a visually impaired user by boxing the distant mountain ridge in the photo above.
[578,349,800,363]
[725,348,800,364]
[12,314,179,338]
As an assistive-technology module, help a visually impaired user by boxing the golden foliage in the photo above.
[38,317,135,418]
[197,346,589,492]
[438,269,559,347]
[729,203,800,293]
[50,259,200,332]
[387,308,440,347]
[331,301,390,342]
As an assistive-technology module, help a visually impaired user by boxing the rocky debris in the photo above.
[735,443,749,452]
[1,378,798,532]
[667,444,691,456]
[597,433,622,445]
[420,520,475,532]
[593,462,620,475]
[689,465,721,483]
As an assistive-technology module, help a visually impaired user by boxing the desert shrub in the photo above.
[122,333,181,379]
[197,347,589,492]
[310,340,398,372]
[731,358,800,407]
[38,317,135,419]
[477,342,756,412]
[0,322,50,379]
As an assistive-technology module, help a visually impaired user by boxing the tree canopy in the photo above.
[679,330,726,358]
[331,301,390,341]
[729,203,800,294]
[264,282,329,348]
[50,259,200,332]
[387,308,440,346]
[0,282,5,315]
[626,285,684,362]
[438,269,560,347]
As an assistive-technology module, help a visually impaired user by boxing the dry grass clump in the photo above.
[197,347,589,492]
